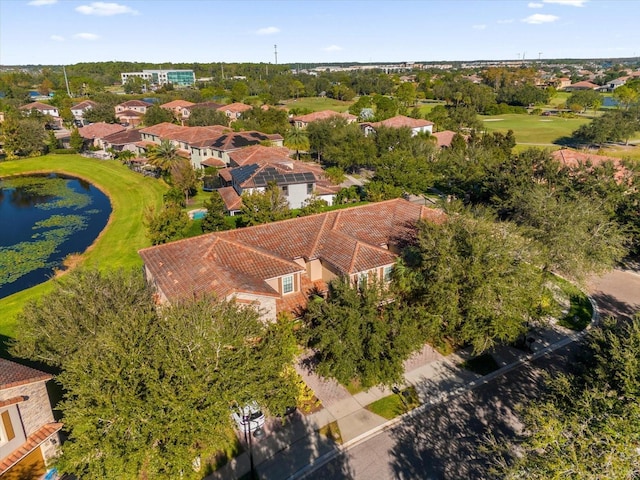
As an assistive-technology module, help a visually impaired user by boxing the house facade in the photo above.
[115,100,153,115]
[139,199,445,321]
[218,102,252,122]
[19,102,59,118]
[70,100,97,120]
[361,115,434,137]
[0,358,62,480]
[78,122,126,149]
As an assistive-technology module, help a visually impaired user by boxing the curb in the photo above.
[288,287,600,479]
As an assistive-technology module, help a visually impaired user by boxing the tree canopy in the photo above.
[12,268,298,480]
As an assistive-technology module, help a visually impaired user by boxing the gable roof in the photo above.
[102,128,142,145]
[293,110,357,124]
[203,131,283,151]
[140,123,230,145]
[78,122,126,139]
[366,115,434,130]
[117,99,153,108]
[432,130,458,148]
[160,99,195,109]
[218,102,252,113]
[139,200,445,307]
[71,100,97,111]
[0,358,51,391]
[218,186,243,211]
[19,102,57,111]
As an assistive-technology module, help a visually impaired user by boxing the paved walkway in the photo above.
[206,321,575,480]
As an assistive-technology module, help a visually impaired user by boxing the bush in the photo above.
[484,103,528,115]
[53,148,78,154]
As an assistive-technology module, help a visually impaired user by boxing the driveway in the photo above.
[588,268,640,321]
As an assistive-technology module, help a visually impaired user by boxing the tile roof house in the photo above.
[292,110,358,129]
[70,100,97,120]
[189,131,285,168]
[361,115,434,137]
[101,128,142,153]
[217,102,252,121]
[78,122,126,148]
[0,358,62,479]
[19,102,59,117]
[139,199,445,321]
[431,130,465,148]
[181,101,225,121]
[115,99,153,115]
[564,81,600,91]
[160,99,195,117]
[551,148,630,183]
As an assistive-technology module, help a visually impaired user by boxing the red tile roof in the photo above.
[293,110,357,124]
[218,102,252,113]
[161,99,195,109]
[115,109,144,118]
[102,128,142,145]
[71,100,97,110]
[117,99,153,108]
[551,148,628,182]
[218,186,243,212]
[0,396,27,409]
[140,123,231,145]
[367,115,434,129]
[78,122,125,140]
[139,200,445,316]
[0,422,63,475]
[19,102,57,111]
[185,101,224,112]
[201,157,227,167]
[0,358,51,391]
[432,130,457,148]
[228,145,292,167]
[566,81,599,89]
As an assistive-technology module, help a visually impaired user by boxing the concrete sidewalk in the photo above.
[206,321,578,480]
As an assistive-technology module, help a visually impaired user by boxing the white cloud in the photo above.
[50,34,65,41]
[75,2,138,16]
[543,0,587,6]
[528,2,544,7]
[28,0,57,5]
[73,32,100,40]
[323,45,343,52]
[256,26,280,35]
[497,19,514,24]
[473,24,487,30]
[522,13,559,24]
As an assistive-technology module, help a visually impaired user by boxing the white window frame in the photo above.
[282,275,294,294]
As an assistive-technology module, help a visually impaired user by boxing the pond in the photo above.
[0,173,111,299]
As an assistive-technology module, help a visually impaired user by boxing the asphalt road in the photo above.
[306,269,640,480]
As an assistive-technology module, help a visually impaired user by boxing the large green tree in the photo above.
[144,201,190,245]
[240,182,290,226]
[186,107,229,127]
[0,117,47,158]
[201,191,230,233]
[12,269,298,480]
[284,127,310,160]
[147,139,183,174]
[495,314,640,479]
[142,104,175,126]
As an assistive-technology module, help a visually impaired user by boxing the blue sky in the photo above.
[1,0,639,65]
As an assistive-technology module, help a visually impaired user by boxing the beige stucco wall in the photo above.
[307,259,323,281]
[229,293,277,322]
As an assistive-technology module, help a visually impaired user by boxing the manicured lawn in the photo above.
[479,113,590,145]
[365,386,420,420]
[0,155,167,337]
[279,97,353,113]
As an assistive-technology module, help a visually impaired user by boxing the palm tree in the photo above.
[284,127,310,161]
[147,139,181,174]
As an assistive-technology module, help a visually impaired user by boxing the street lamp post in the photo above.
[243,414,257,480]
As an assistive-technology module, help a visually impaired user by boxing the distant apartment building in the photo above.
[120,69,196,87]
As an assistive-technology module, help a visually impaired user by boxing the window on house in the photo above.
[0,410,15,445]
[282,275,294,294]
[358,272,368,288]
[383,266,393,282]
[307,183,313,195]
[281,185,289,196]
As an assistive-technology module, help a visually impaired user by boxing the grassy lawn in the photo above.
[365,386,420,420]
[0,155,167,337]
[318,421,343,444]
[459,353,500,376]
[279,97,353,113]
[479,113,590,145]
[553,275,594,331]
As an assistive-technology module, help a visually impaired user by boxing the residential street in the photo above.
[304,268,640,479]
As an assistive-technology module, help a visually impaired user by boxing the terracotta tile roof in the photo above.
[102,128,142,145]
[160,99,195,109]
[367,115,434,129]
[185,101,225,111]
[276,277,327,318]
[140,123,230,145]
[432,130,457,148]
[0,358,51,391]
[0,422,63,475]
[218,186,243,211]
[78,122,125,140]
[228,145,292,167]
[19,102,57,111]
[117,99,153,108]
[566,81,599,89]
[551,148,628,182]
[0,396,27,409]
[218,102,252,113]
[293,110,357,124]
[71,100,97,110]
[115,109,144,118]
[202,131,283,152]
[201,157,227,167]
[139,200,445,316]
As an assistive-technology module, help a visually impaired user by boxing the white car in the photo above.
[231,401,265,433]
